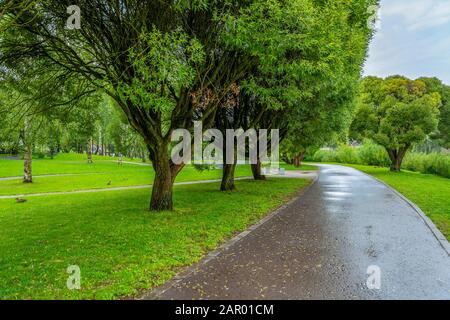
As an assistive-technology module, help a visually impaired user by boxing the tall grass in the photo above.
[402,153,450,178]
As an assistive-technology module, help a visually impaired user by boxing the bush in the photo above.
[336,145,360,164]
[311,145,360,164]
[310,149,338,163]
[358,140,390,167]
[403,152,450,178]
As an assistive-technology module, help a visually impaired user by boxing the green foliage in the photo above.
[357,140,390,166]
[402,152,450,178]
[118,28,205,117]
[350,76,441,170]
[0,0,376,209]
[417,77,450,148]
[351,76,441,150]
[226,0,375,164]
[311,145,360,165]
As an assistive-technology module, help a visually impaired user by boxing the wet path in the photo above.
[145,164,450,300]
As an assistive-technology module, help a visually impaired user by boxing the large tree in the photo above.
[350,76,441,171]
[229,0,375,174]
[0,0,254,210]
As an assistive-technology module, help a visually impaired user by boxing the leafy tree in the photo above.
[417,77,450,149]
[221,0,375,182]
[0,0,255,211]
[350,76,441,171]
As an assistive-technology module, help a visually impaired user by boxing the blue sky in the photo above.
[363,0,450,84]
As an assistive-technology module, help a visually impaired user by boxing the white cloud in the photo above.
[380,0,450,30]
[364,0,450,84]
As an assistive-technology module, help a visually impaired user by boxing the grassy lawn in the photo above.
[279,163,318,171]
[0,160,253,196]
[0,158,143,177]
[0,178,309,299]
[0,158,317,179]
[344,164,450,241]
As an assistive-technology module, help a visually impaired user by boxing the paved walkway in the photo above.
[144,164,450,300]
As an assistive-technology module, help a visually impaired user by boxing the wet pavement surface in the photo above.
[145,164,450,300]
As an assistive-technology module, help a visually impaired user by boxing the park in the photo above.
[0,0,449,303]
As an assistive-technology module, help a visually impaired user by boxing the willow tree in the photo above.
[0,0,254,210]
[281,0,376,167]
[220,0,376,185]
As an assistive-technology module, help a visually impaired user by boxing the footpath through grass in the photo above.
[345,164,450,241]
[0,178,309,299]
[279,163,318,171]
[0,158,316,196]
[0,160,253,196]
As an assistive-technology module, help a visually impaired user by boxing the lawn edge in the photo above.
[138,176,318,300]
[345,165,450,256]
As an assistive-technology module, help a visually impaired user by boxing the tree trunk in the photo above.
[221,137,238,191]
[87,138,93,164]
[221,163,237,191]
[151,160,173,211]
[149,146,184,211]
[293,156,300,167]
[387,148,408,172]
[22,118,33,183]
[23,143,32,183]
[293,152,305,168]
[251,159,266,180]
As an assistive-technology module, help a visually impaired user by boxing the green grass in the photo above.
[0,160,253,196]
[279,163,318,171]
[344,164,450,241]
[0,178,309,299]
[0,158,154,178]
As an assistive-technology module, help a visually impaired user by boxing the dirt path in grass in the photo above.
[0,171,317,199]
[144,164,450,300]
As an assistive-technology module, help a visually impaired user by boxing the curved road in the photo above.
[145,164,450,300]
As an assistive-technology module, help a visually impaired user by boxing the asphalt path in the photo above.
[146,164,450,300]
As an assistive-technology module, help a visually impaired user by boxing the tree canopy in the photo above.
[0,0,376,210]
[350,76,441,171]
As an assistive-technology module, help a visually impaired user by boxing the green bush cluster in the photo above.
[402,152,450,178]
[310,147,357,164]
[309,140,449,178]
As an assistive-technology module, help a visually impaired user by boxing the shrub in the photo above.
[358,140,390,167]
[403,152,450,178]
[311,149,338,163]
[336,145,360,164]
[310,145,360,164]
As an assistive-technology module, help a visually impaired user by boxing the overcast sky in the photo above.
[363,0,450,84]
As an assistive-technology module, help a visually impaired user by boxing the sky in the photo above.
[363,0,450,85]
